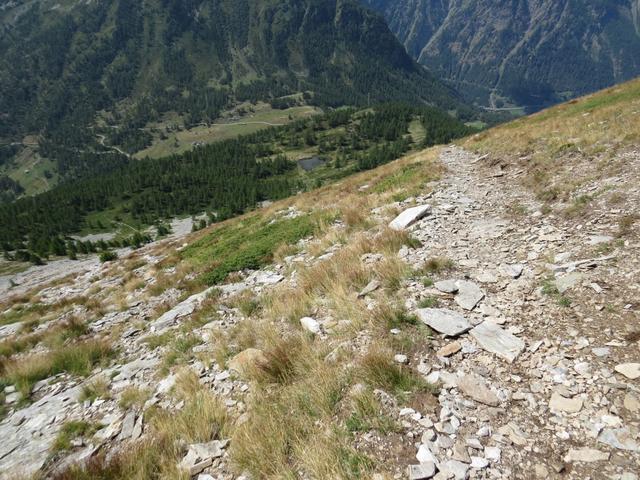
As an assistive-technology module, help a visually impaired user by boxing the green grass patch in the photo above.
[359,349,434,398]
[372,164,421,194]
[184,212,328,285]
[0,303,49,326]
[52,420,99,452]
[417,296,439,308]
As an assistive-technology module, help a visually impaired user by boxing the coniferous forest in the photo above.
[0,105,473,262]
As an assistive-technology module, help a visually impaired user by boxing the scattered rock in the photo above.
[441,459,469,479]
[437,341,462,357]
[454,280,485,311]
[564,448,610,463]
[457,374,500,406]
[598,428,639,451]
[394,354,409,364]
[623,393,640,413]
[228,348,267,376]
[389,205,431,231]
[300,317,321,334]
[434,280,458,294]
[549,393,583,413]
[484,446,501,462]
[416,444,437,464]
[415,308,472,337]
[179,440,227,476]
[501,264,524,279]
[357,280,381,298]
[470,321,525,363]
[615,363,640,380]
[554,272,584,294]
[408,462,436,480]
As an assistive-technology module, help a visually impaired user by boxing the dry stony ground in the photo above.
[0,103,639,478]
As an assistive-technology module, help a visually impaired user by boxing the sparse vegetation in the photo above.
[416,257,455,275]
[1,339,114,397]
[55,372,228,479]
[346,388,400,434]
[359,347,433,398]
[417,296,440,308]
[52,420,99,452]
[119,386,152,411]
[99,251,119,263]
[80,378,111,403]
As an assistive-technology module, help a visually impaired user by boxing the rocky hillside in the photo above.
[0,79,639,479]
[362,0,640,111]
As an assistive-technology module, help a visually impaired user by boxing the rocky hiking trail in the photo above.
[0,145,639,480]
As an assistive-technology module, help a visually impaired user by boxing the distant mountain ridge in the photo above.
[361,0,640,111]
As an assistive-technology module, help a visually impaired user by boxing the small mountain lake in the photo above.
[297,156,326,171]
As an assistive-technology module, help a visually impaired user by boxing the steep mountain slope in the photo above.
[0,0,467,194]
[361,0,640,111]
[0,77,638,479]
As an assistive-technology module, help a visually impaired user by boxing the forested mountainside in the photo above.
[0,104,472,263]
[361,0,640,111]
[0,0,468,196]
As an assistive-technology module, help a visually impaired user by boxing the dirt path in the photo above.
[397,146,639,478]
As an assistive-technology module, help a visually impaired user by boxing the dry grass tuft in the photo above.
[54,372,227,480]
[1,339,114,397]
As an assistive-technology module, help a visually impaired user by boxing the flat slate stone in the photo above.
[389,205,431,231]
[415,308,472,337]
[470,321,524,363]
[501,264,524,279]
[408,462,436,480]
[454,280,485,311]
[549,392,583,413]
[435,280,459,294]
[554,272,583,294]
[564,448,609,463]
[457,374,500,406]
[357,279,381,298]
[615,363,640,380]
[598,428,639,451]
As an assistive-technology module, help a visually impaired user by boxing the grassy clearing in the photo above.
[134,103,320,159]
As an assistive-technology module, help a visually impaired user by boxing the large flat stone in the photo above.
[457,374,500,406]
[615,363,640,380]
[408,462,436,480]
[389,205,431,231]
[415,308,472,337]
[454,280,485,311]
[564,448,609,463]
[150,287,216,332]
[598,428,639,451]
[470,321,524,363]
[549,393,583,413]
